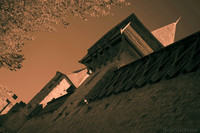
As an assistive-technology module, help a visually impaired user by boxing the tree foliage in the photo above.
[0,0,129,71]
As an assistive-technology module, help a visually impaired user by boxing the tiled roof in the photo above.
[84,31,200,103]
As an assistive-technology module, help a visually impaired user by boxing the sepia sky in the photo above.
[0,0,200,103]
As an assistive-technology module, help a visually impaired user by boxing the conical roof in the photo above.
[152,17,180,46]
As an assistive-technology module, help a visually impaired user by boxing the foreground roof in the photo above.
[83,31,200,103]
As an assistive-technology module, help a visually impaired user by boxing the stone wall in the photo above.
[17,69,200,133]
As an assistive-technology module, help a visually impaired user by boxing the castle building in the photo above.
[0,13,178,117]
[1,13,200,133]
[23,14,178,116]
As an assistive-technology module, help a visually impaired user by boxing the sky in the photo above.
[0,0,200,103]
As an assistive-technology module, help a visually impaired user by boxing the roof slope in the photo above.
[84,31,200,103]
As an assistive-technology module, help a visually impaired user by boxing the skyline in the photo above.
[0,0,200,103]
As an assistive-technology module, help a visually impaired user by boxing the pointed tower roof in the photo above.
[151,17,180,47]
